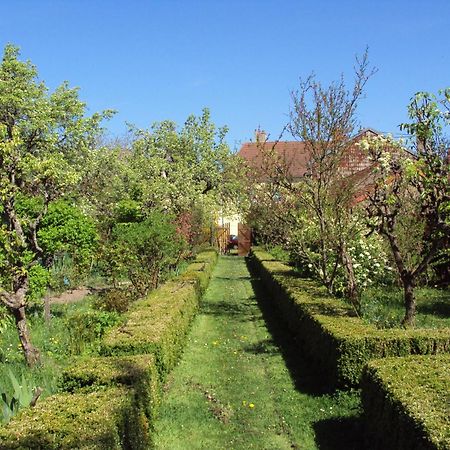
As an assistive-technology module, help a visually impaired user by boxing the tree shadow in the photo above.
[418,299,450,318]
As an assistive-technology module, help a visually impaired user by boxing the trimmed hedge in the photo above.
[0,387,149,449]
[361,355,450,449]
[100,249,218,379]
[248,248,450,387]
[60,354,161,426]
[0,249,218,449]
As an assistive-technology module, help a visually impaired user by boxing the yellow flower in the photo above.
[249,403,255,409]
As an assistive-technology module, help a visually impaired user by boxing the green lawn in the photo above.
[154,255,361,450]
[361,285,450,329]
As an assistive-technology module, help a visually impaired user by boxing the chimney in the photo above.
[255,127,267,143]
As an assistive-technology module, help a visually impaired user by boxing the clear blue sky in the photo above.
[2,0,449,150]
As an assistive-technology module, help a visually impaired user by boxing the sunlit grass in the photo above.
[154,256,362,449]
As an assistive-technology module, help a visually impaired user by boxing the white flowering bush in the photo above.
[333,234,395,298]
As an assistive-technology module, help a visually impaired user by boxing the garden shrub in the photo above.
[105,211,187,296]
[361,355,450,450]
[38,200,99,286]
[0,387,150,449]
[65,309,122,354]
[93,288,133,313]
[249,248,450,387]
[26,263,50,303]
[60,354,161,426]
[100,249,217,379]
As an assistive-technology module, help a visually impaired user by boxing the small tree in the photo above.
[0,45,110,365]
[107,211,186,296]
[284,51,375,308]
[362,89,450,326]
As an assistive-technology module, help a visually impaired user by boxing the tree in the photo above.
[361,89,450,326]
[0,44,111,365]
[250,51,375,310]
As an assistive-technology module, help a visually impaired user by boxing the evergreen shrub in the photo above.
[249,248,450,387]
[361,355,450,450]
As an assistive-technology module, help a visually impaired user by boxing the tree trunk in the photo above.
[340,244,360,314]
[401,276,416,327]
[12,305,40,367]
[1,276,41,367]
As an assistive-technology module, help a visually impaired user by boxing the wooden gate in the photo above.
[238,224,252,256]
[216,224,230,254]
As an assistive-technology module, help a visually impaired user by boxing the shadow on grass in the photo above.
[313,416,364,450]
[199,299,261,322]
[418,299,450,318]
[214,275,252,281]
[248,272,332,396]
[242,338,279,355]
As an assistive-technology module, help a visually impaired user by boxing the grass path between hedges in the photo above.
[153,255,362,450]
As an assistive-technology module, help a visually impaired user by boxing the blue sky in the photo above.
[2,0,449,150]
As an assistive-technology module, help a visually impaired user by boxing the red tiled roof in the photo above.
[238,141,311,179]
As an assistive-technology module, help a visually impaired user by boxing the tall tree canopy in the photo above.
[0,44,111,365]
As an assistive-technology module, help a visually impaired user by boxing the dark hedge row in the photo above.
[248,248,450,388]
[0,249,218,449]
[361,355,450,450]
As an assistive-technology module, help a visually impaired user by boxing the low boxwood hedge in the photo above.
[60,354,160,426]
[361,355,450,449]
[0,387,150,449]
[0,249,218,449]
[248,248,450,387]
[100,249,217,379]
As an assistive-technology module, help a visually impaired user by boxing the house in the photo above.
[238,127,382,182]
[217,127,406,253]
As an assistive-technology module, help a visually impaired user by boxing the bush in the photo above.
[38,200,99,283]
[60,354,161,426]
[105,211,186,296]
[361,355,450,449]
[65,309,122,355]
[93,288,132,313]
[249,248,450,387]
[100,249,218,379]
[0,387,150,449]
[26,264,50,303]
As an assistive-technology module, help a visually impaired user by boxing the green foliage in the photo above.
[114,199,143,223]
[105,211,186,296]
[361,355,450,449]
[60,354,161,425]
[0,370,34,424]
[249,248,450,388]
[361,285,450,329]
[65,309,122,355]
[93,288,133,313]
[0,387,150,449]
[26,264,50,303]
[100,249,218,379]
[38,200,98,280]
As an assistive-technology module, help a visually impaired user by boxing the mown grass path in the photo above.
[154,256,361,450]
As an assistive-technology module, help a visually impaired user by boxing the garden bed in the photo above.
[0,249,218,448]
